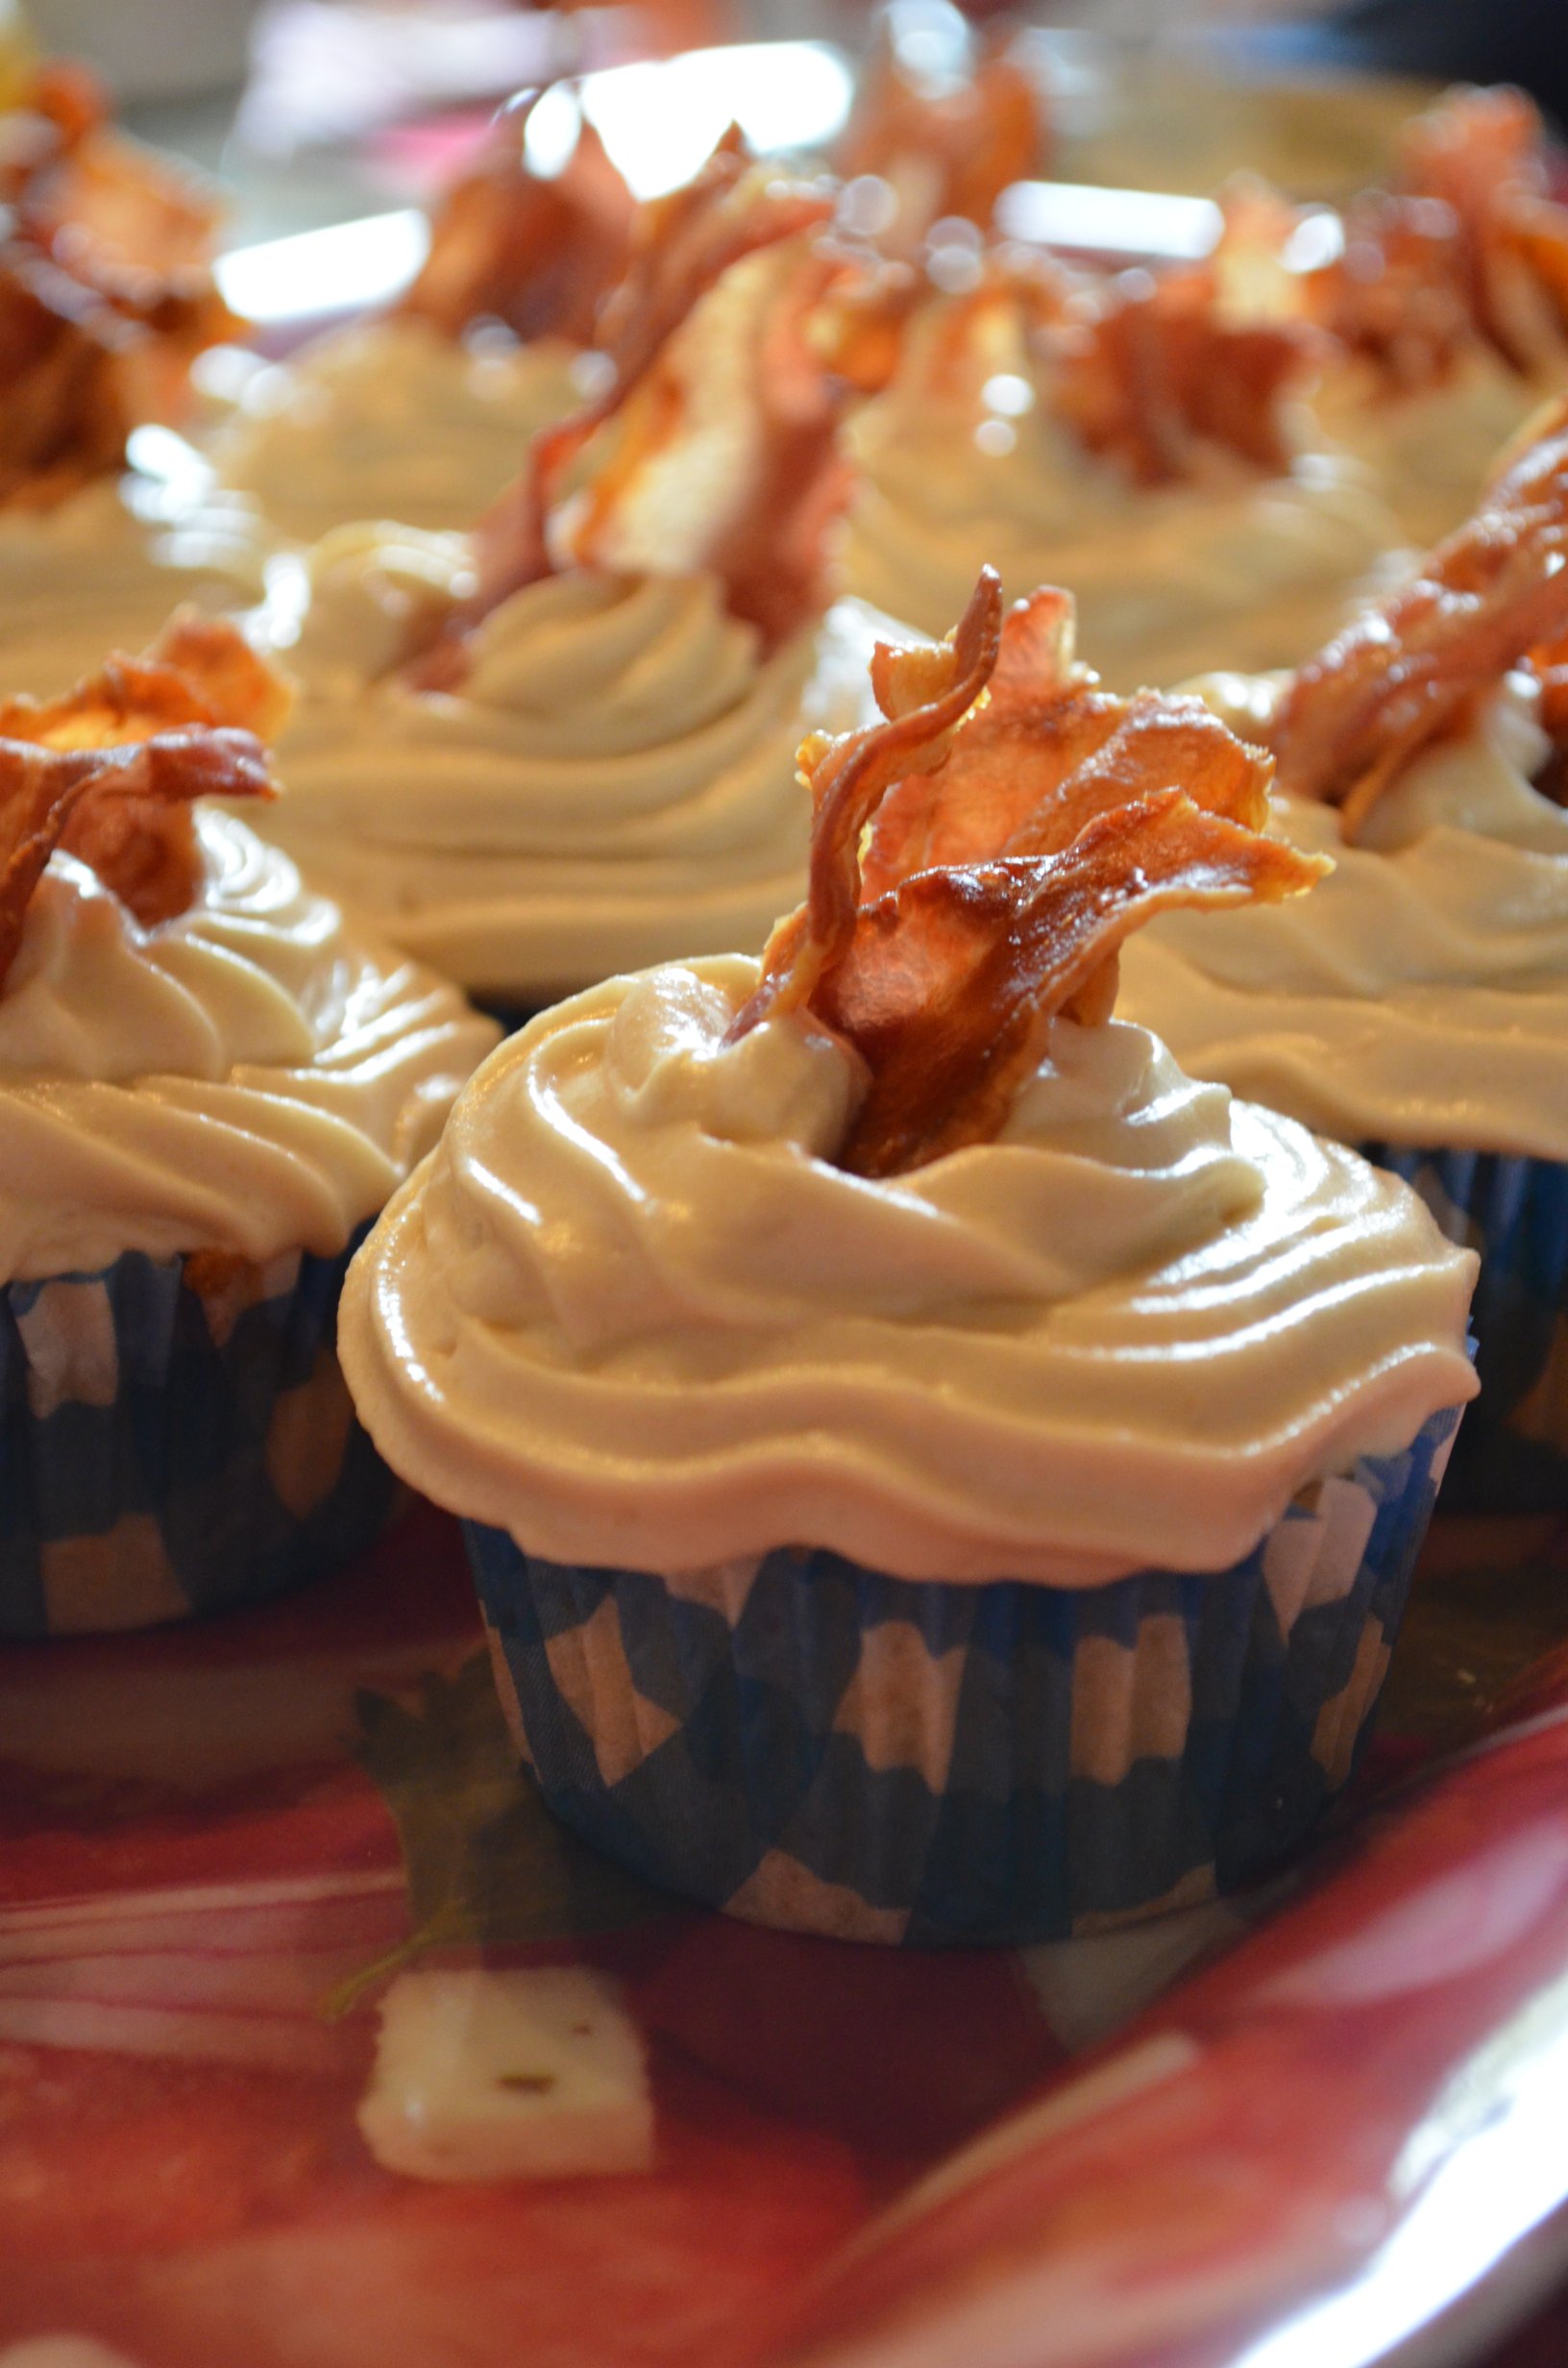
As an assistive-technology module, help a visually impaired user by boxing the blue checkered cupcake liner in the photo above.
[0,1226,398,1637]
[1360,1144,1568,1515]
[465,1399,1463,1947]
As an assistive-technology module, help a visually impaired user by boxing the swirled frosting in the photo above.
[1312,352,1556,550]
[0,474,270,701]
[0,807,500,1282]
[209,317,582,542]
[259,535,887,999]
[341,955,1477,1585]
[1118,675,1568,1156]
[842,358,1401,686]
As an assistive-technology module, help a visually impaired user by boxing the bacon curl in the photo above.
[730,572,1321,1174]
[1269,397,1568,831]
[833,23,1045,255]
[0,622,284,986]
[399,89,634,348]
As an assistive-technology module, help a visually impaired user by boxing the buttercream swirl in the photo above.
[0,473,270,700]
[1118,675,1568,1155]
[1312,352,1557,550]
[261,538,887,999]
[842,348,1400,686]
[209,316,582,542]
[341,955,1477,1585]
[0,807,500,1282]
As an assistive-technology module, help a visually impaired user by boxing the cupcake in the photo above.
[1119,401,1568,1512]
[1303,86,1568,549]
[255,133,894,1019]
[841,235,1401,687]
[0,60,268,695]
[209,91,634,543]
[340,569,1477,1945]
[0,617,499,1635]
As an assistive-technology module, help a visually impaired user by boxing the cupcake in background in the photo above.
[1303,86,1568,549]
[341,568,1477,1946]
[210,89,634,544]
[0,58,271,695]
[0,617,499,1636]
[1120,400,1568,1512]
[841,226,1400,688]
[257,131,897,1020]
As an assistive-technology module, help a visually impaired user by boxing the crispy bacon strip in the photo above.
[825,794,1324,1177]
[1307,86,1568,390]
[1050,262,1311,485]
[417,128,840,681]
[0,627,282,985]
[833,22,1045,252]
[861,587,1274,893]
[728,568,1004,1036]
[728,571,1320,1173]
[0,66,235,505]
[1269,398,1568,831]
[0,728,271,983]
[399,89,635,348]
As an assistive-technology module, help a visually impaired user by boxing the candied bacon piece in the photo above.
[1049,262,1311,486]
[727,569,1320,1174]
[861,587,1274,894]
[833,21,1045,252]
[399,89,634,349]
[417,128,842,682]
[1307,86,1568,391]
[1269,398,1568,831]
[0,726,271,982]
[0,629,281,984]
[824,792,1326,1177]
[1397,85,1554,375]
[0,615,291,750]
[729,567,1004,1035]
[0,246,135,507]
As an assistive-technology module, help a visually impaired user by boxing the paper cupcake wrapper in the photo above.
[0,1228,397,1637]
[1360,1143,1568,1515]
[465,1401,1462,1948]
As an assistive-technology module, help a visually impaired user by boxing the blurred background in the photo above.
[13,0,1562,264]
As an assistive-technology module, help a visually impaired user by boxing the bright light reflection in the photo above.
[216,42,853,323]
[996,178,1222,262]
[216,208,429,324]
[579,42,852,200]
[1235,1969,1568,2368]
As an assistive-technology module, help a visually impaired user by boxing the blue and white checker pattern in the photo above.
[1363,1143,1568,1515]
[0,1230,396,1637]
[466,1401,1462,1948]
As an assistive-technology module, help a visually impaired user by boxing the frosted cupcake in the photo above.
[0,62,268,694]
[1120,403,1568,1511]
[842,238,1400,687]
[210,91,633,542]
[342,570,1476,1944]
[0,618,499,1635]
[257,134,890,1015]
[1304,87,1568,549]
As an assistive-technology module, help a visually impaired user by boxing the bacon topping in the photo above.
[1268,398,1568,833]
[833,22,1045,254]
[0,623,283,986]
[399,89,635,348]
[730,572,1322,1174]
[0,61,235,506]
[417,129,845,682]
[1050,261,1311,485]
[1307,86,1568,390]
